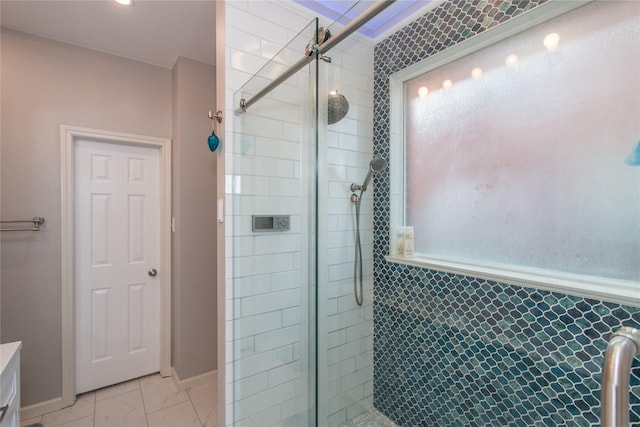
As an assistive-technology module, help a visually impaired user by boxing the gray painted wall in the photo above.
[171,57,218,380]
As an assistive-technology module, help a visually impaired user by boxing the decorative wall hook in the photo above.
[207,110,222,152]
[208,110,223,124]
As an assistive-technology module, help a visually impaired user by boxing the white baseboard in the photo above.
[21,396,71,420]
[171,367,217,391]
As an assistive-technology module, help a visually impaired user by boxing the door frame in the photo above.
[60,125,172,407]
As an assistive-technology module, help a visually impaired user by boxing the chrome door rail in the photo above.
[239,0,396,112]
[601,326,640,427]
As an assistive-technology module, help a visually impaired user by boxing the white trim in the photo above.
[171,368,217,392]
[386,0,640,308]
[60,125,172,412]
[386,255,640,308]
[21,397,65,420]
[215,2,227,426]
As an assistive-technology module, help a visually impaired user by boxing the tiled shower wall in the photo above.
[225,2,376,426]
[318,35,376,427]
[372,0,640,426]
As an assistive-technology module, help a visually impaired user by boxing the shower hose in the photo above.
[353,190,364,306]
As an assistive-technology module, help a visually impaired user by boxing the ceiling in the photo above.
[0,0,434,70]
[0,0,216,69]
[294,0,435,40]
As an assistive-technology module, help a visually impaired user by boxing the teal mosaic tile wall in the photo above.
[372,1,640,425]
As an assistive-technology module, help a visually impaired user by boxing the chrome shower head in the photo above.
[328,91,349,124]
[369,157,387,173]
[351,157,388,193]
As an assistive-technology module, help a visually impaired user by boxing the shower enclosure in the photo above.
[227,6,381,426]
[226,0,640,425]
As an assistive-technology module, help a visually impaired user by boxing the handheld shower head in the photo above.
[351,157,388,192]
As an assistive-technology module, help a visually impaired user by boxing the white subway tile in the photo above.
[326,329,347,349]
[323,297,338,316]
[234,372,269,401]
[270,271,300,292]
[235,405,281,427]
[327,230,354,248]
[328,343,354,366]
[229,48,269,75]
[269,177,302,197]
[226,26,262,56]
[328,262,352,282]
[254,234,299,255]
[325,279,352,299]
[282,307,300,327]
[355,350,373,371]
[228,236,254,257]
[233,311,282,339]
[255,325,301,353]
[233,274,270,298]
[282,122,302,142]
[241,288,300,317]
[345,321,372,343]
[232,336,256,360]
[346,394,373,421]
[233,252,295,277]
[280,395,306,423]
[255,138,301,161]
[235,377,300,420]
[326,309,365,333]
[246,1,312,32]
[326,409,346,427]
[327,357,356,382]
[228,7,289,46]
[268,360,301,388]
[234,345,294,380]
[336,366,373,393]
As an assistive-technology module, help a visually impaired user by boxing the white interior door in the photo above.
[75,139,160,394]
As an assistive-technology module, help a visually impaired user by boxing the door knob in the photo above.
[148,268,158,277]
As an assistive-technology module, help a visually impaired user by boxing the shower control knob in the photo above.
[148,268,158,277]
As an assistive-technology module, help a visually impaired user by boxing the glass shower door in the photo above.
[315,18,377,427]
[228,18,318,427]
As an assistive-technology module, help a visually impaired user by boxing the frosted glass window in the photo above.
[404,1,640,281]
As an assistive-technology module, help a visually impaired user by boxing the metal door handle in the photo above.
[148,268,157,277]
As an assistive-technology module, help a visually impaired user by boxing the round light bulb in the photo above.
[543,33,560,51]
[417,86,429,97]
[505,54,518,67]
[471,67,483,79]
[442,79,453,89]
[115,0,131,4]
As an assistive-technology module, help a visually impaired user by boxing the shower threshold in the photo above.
[341,408,399,427]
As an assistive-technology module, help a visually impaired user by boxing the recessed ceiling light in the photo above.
[115,0,132,5]
[544,33,560,51]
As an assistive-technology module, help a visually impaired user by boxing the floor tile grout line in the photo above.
[23,375,217,427]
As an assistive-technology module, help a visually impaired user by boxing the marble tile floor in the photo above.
[341,408,398,427]
[21,374,217,427]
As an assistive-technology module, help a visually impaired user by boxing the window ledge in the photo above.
[385,255,640,308]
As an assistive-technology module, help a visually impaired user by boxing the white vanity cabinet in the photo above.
[0,342,21,427]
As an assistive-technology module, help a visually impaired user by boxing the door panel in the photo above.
[75,139,160,394]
